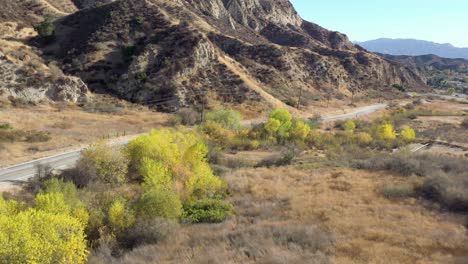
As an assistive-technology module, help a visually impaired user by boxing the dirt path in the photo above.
[34,0,71,16]
[218,55,303,116]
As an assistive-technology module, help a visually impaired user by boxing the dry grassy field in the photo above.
[0,100,169,167]
[92,165,466,264]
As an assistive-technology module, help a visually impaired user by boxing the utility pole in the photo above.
[297,87,303,110]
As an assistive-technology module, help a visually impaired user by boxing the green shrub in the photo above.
[0,208,88,263]
[80,143,129,185]
[121,45,136,60]
[135,72,147,82]
[381,184,415,199]
[33,18,55,38]
[392,84,406,92]
[340,120,356,133]
[0,123,12,130]
[205,108,242,130]
[137,189,183,220]
[183,198,233,223]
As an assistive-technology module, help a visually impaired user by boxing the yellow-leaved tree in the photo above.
[377,123,396,140]
[0,196,88,264]
[400,126,416,141]
[290,120,311,141]
[108,199,135,233]
[127,129,224,199]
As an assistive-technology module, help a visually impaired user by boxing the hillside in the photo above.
[383,54,468,93]
[0,0,427,111]
[358,38,468,60]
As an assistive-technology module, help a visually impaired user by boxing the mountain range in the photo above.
[0,0,427,111]
[357,38,468,60]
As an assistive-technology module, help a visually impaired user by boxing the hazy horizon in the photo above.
[290,0,468,48]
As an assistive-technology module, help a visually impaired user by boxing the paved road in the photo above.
[0,104,387,187]
[0,137,134,187]
[321,103,387,122]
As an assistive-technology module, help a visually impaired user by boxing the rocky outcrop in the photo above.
[0,51,88,103]
[0,22,88,104]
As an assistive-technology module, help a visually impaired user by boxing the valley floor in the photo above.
[0,102,169,167]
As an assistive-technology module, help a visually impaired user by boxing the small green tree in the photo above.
[446,87,455,95]
[137,189,183,220]
[127,129,224,199]
[341,120,356,133]
[108,199,135,233]
[81,142,129,185]
[205,108,242,130]
[264,109,293,142]
[140,158,172,191]
[290,120,311,141]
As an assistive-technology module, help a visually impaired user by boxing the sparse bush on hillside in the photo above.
[200,120,236,146]
[33,17,55,38]
[353,132,373,146]
[421,174,468,212]
[290,120,311,141]
[0,123,12,130]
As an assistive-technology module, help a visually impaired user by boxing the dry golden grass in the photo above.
[0,104,169,167]
[94,162,467,263]
[285,167,467,264]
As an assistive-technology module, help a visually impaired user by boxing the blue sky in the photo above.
[289,0,468,47]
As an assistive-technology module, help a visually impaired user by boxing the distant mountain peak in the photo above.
[358,38,468,59]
